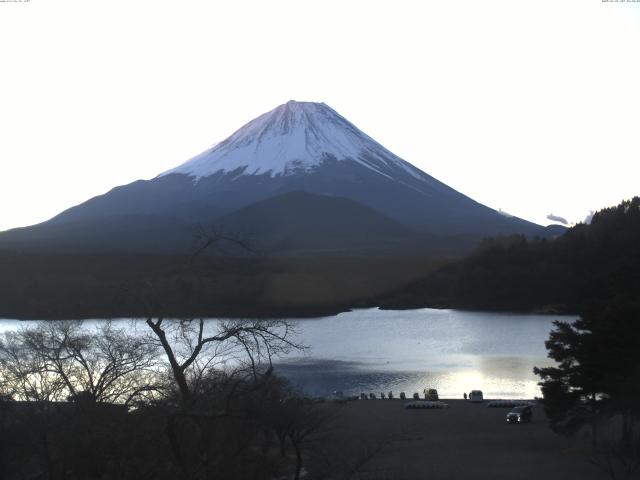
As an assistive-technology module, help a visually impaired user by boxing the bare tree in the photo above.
[136,231,310,478]
[286,399,334,480]
[0,321,162,406]
[0,330,67,402]
[144,317,302,406]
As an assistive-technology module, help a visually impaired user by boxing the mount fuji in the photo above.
[161,100,429,181]
[0,101,554,254]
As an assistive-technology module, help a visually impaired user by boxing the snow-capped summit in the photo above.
[161,100,424,181]
[0,100,551,256]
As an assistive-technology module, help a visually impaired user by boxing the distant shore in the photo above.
[2,302,577,322]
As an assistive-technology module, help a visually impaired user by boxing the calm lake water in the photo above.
[0,308,573,399]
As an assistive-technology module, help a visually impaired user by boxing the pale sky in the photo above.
[1,0,639,232]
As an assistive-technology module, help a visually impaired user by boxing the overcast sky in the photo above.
[1,0,639,232]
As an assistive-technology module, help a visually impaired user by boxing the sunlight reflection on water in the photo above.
[275,308,575,399]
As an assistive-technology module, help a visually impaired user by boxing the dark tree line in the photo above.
[384,197,640,313]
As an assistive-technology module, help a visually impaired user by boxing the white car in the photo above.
[469,390,484,403]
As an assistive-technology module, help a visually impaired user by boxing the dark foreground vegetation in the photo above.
[384,197,640,313]
[0,318,344,480]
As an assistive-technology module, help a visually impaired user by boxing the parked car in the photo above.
[424,388,439,400]
[506,405,533,423]
[469,390,484,403]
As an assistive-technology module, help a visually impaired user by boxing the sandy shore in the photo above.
[311,399,605,480]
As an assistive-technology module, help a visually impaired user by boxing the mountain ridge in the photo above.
[0,100,556,254]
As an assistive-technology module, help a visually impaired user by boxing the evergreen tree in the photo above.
[534,302,640,445]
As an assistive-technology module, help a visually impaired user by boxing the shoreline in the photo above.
[0,304,577,322]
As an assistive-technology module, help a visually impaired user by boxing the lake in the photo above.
[0,308,573,399]
[276,308,571,399]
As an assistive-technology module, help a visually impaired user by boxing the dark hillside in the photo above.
[382,197,640,312]
[0,250,448,319]
[215,191,428,253]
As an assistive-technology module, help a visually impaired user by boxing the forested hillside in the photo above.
[383,197,640,312]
